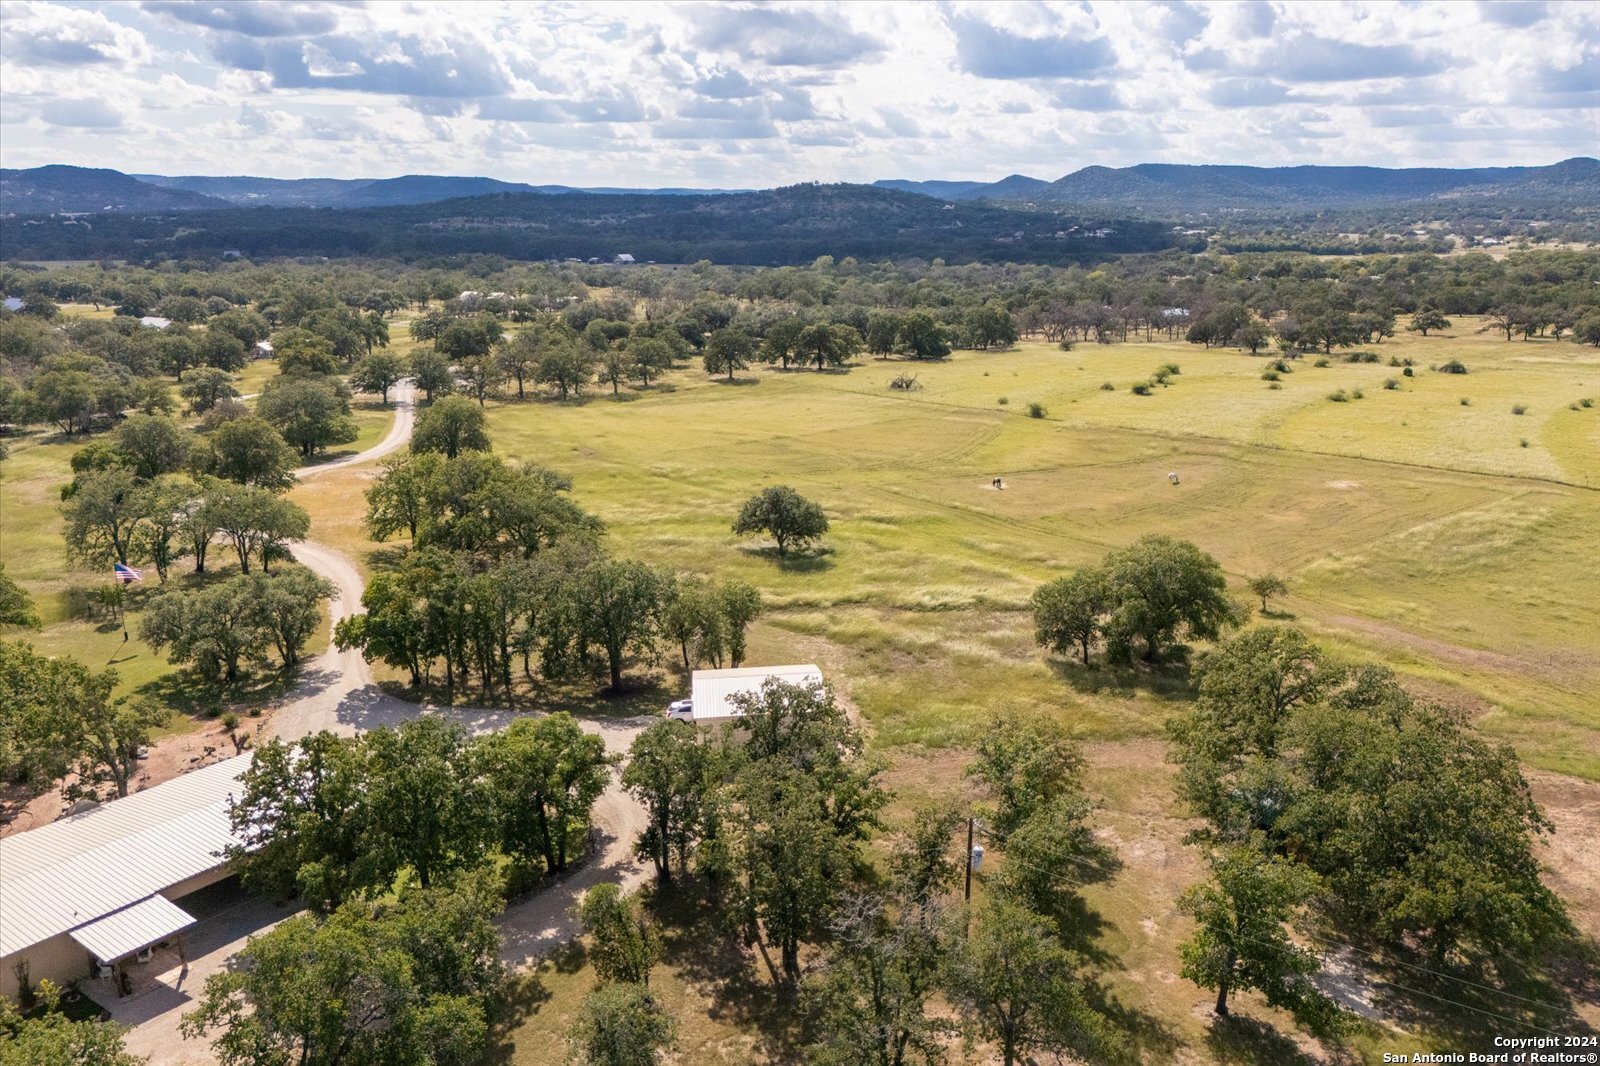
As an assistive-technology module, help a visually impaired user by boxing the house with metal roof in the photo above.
[0,755,251,1001]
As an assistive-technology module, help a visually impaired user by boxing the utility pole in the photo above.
[964,815,975,902]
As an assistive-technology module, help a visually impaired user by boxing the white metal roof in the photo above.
[689,664,823,722]
[0,755,250,958]
[70,894,196,963]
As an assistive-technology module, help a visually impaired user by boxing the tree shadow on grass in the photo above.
[642,879,803,1061]
[481,968,554,1066]
[1344,929,1600,1045]
[1202,1014,1339,1066]
[1046,655,1194,700]
[136,665,300,720]
[1046,884,1123,969]
[1078,975,1182,1065]
[738,544,836,574]
[712,376,762,386]
[376,671,673,721]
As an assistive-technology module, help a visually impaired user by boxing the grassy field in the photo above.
[479,321,1599,776]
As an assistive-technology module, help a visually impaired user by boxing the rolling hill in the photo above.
[0,165,227,213]
[877,158,1600,215]
[0,183,1177,265]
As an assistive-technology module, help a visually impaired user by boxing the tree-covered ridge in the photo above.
[0,184,1178,265]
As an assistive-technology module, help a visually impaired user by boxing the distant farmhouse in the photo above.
[138,315,171,330]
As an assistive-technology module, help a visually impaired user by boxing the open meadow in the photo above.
[475,320,1600,776]
[468,320,1600,1064]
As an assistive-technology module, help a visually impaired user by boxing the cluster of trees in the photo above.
[1030,534,1239,665]
[228,714,611,905]
[338,424,762,695]
[140,568,331,683]
[597,686,1123,1066]
[182,871,509,1066]
[0,636,166,811]
[53,409,328,689]
[176,712,619,1064]
[1167,627,1571,1021]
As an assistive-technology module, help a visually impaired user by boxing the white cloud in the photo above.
[0,0,1592,182]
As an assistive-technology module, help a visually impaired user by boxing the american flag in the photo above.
[113,562,143,584]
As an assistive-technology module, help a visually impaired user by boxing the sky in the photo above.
[1,0,1596,186]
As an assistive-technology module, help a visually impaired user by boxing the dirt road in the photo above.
[118,377,654,1063]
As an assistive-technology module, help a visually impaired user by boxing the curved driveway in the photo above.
[122,379,652,1064]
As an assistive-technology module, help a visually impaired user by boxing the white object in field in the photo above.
[686,664,824,724]
[970,843,985,871]
[1168,472,1180,484]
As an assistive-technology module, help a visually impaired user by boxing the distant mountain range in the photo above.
[3,159,1594,219]
[876,158,1600,215]
[0,168,745,213]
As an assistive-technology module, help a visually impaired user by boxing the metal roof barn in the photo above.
[689,664,823,723]
[0,755,251,959]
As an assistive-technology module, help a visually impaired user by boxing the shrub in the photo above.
[1581,397,1595,409]
[888,373,922,391]
[1403,366,1414,377]
[1268,381,1283,390]
[1439,359,1468,374]
[1099,382,1115,391]
[1314,357,1330,368]
[1520,438,1530,448]
[998,396,1009,405]
[1150,368,1173,385]
[1460,397,1471,406]
[1345,351,1381,364]
[1388,356,1402,367]
[1350,387,1364,400]
[1261,369,1280,382]
[1161,362,1181,376]
[1511,404,1527,415]
[1328,389,1349,403]
[1383,378,1399,390]
[221,711,240,731]
[1268,358,1291,374]
[1027,402,1046,418]
[1131,383,1153,396]
[1058,339,1076,351]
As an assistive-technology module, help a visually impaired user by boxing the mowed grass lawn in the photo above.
[484,320,1600,777]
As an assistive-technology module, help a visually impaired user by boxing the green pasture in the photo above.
[483,320,1600,776]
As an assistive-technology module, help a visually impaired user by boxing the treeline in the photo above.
[337,406,761,696]
[1168,627,1571,1020]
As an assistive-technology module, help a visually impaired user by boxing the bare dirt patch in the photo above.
[0,712,272,838]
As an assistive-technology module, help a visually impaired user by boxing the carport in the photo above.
[71,894,196,999]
